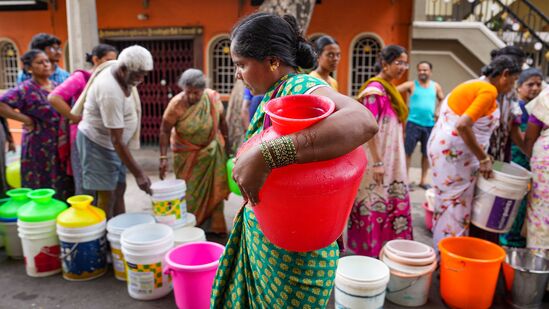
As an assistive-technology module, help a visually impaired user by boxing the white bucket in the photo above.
[18,220,61,277]
[335,255,390,309]
[169,213,196,230]
[0,221,23,259]
[121,223,174,300]
[173,227,206,247]
[151,180,187,227]
[57,221,107,281]
[472,161,531,233]
[106,213,156,281]
[385,260,437,307]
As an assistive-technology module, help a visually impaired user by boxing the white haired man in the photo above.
[74,45,153,217]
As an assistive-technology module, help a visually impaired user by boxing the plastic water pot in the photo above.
[164,241,225,309]
[121,223,174,300]
[226,158,241,196]
[17,189,67,223]
[438,237,505,309]
[472,161,531,233]
[107,212,156,281]
[335,255,390,309]
[502,248,549,309]
[0,188,32,221]
[237,95,366,252]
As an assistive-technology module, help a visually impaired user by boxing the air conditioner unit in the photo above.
[0,0,48,11]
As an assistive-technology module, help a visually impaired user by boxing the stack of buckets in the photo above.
[472,161,531,233]
[121,223,174,300]
[17,189,67,277]
[335,255,390,308]
[380,240,437,307]
[439,237,506,309]
[150,179,205,246]
[0,188,32,259]
[56,195,108,281]
[106,212,156,280]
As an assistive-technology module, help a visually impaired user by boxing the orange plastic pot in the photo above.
[238,94,366,252]
[438,237,505,309]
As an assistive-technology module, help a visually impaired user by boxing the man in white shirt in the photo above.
[76,45,153,217]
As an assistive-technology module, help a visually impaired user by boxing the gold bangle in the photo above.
[160,155,168,160]
[479,156,491,164]
[260,141,276,169]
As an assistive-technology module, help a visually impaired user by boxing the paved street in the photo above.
[0,148,541,308]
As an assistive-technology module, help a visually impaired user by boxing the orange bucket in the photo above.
[438,236,505,309]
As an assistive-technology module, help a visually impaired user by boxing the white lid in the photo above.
[151,179,186,194]
[173,227,205,243]
[385,240,435,259]
[121,223,173,246]
[107,213,156,234]
[337,255,389,282]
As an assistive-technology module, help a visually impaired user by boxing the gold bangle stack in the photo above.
[479,155,492,164]
[260,136,297,169]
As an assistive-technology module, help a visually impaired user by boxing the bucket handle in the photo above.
[59,243,79,260]
[39,246,63,258]
[163,266,173,277]
[386,277,420,294]
[444,260,466,272]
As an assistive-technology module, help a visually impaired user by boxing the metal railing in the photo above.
[425,0,549,76]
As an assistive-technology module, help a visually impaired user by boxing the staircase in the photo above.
[412,0,548,92]
[425,0,548,74]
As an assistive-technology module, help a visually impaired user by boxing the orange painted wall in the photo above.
[308,0,412,93]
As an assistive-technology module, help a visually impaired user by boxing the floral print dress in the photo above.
[0,80,73,200]
[346,81,413,257]
[427,95,499,250]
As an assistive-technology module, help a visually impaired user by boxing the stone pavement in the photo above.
[0,147,535,308]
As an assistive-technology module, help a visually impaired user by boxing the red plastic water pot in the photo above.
[238,94,366,252]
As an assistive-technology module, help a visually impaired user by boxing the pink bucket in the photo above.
[164,241,225,309]
[422,202,433,231]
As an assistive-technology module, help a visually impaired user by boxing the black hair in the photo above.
[374,44,407,74]
[490,46,526,65]
[417,60,433,70]
[231,12,317,69]
[517,67,543,85]
[20,49,47,72]
[481,55,521,78]
[85,44,118,64]
[29,33,61,50]
[314,35,338,56]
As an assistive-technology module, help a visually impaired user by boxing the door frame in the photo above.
[98,26,204,70]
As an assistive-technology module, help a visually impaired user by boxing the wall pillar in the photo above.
[66,0,99,71]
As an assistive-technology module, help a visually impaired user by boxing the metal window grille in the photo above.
[351,36,382,97]
[0,42,18,89]
[210,37,234,95]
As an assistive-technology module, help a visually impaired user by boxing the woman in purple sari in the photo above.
[0,49,73,199]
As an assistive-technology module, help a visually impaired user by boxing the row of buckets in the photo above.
[0,179,230,308]
[335,238,549,309]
